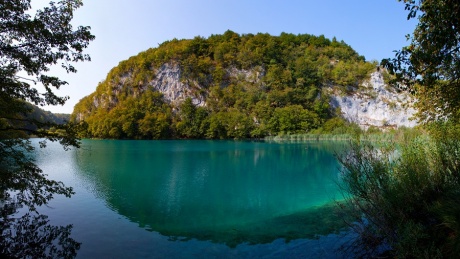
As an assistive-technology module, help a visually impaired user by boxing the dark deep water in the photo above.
[32,139,352,258]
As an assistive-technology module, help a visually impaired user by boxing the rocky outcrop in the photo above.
[149,63,205,106]
[330,72,418,129]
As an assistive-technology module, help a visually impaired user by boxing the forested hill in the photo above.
[3,102,70,135]
[72,31,378,139]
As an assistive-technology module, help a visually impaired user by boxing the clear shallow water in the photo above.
[31,139,351,258]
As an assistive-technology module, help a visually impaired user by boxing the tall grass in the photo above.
[265,133,353,142]
[337,122,460,258]
[264,127,423,143]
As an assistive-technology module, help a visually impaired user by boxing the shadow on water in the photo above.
[71,140,351,248]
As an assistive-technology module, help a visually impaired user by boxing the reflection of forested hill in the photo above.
[72,31,377,139]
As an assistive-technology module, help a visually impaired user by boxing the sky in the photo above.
[32,0,417,114]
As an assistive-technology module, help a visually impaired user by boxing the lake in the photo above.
[32,139,351,258]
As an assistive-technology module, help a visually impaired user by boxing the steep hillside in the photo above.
[72,31,398,139]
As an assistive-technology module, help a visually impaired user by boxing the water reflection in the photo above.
[0,212,80,258]
[72,140,348,246]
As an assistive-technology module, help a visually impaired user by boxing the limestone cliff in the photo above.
[330,71,417,129]
[147,62,205,106]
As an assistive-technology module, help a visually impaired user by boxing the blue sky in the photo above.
[33,0,417,113]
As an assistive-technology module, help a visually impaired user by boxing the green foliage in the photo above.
[382,0,460,120]
[176,98,209,138]
[0,0,94,257]
[268,105,320,134]
[73,31,375,139]
[311,117,362,135]
[205,109,253,139]
[83,91,172,139]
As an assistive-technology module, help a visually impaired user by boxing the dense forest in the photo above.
[72,31,376,139]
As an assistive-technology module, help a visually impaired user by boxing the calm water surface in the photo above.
[32,139,351,258]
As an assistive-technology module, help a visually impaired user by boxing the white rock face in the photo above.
[330,72,418,129]
[149,63,205,106]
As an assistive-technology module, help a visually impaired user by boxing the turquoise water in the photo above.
[32,139,351,258]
